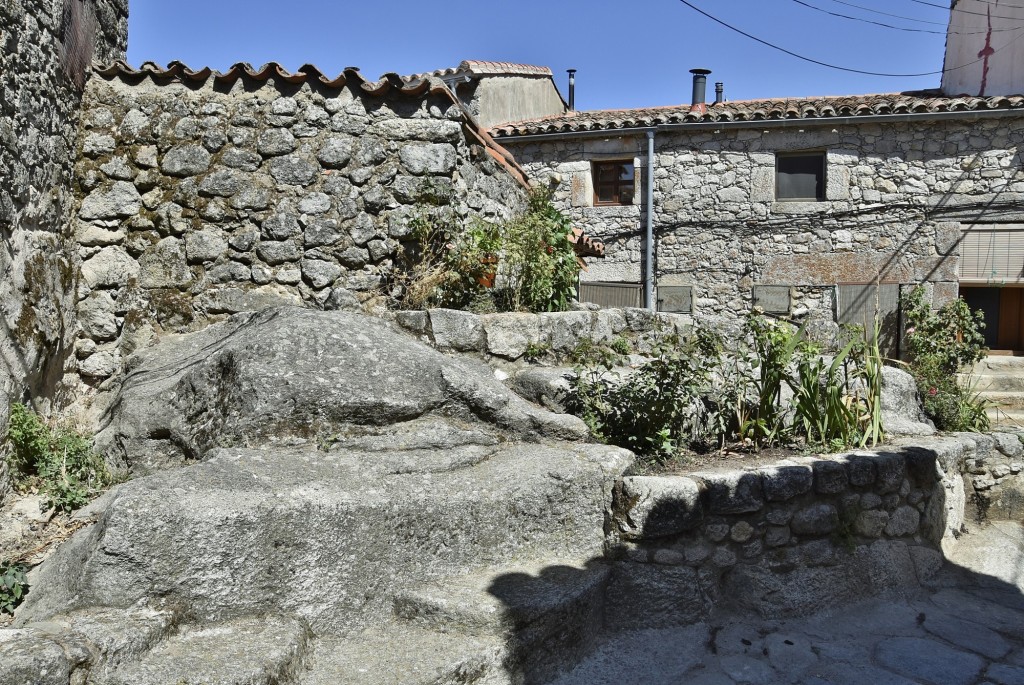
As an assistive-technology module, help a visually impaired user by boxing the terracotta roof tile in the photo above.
[93,60,450,97]
[492,91,1024,137]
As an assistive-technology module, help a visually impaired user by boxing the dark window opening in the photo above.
[776,152,825,201]
[593,161,635,206]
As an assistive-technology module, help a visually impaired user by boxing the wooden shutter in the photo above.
[579,282,643,309]
[838,283,902,357]
[960,224,1024,283]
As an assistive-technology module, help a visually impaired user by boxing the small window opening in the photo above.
[593,161,635,206]
[776,152,825,201]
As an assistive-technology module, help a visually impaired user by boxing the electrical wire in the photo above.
[790,0,946,33]
[827,0,949,25]
[907,0,1024,23]
[678,0,1024,76]
[813,0,1024,32]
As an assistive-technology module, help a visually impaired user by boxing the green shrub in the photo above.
[6,403,111,512]
[398,187,580,313]
[567,328,730,460]
[901,286,989,432]
[566,314,886,463]
[0,564,27,615]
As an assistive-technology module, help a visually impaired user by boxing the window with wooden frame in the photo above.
[592,161,635,206]
[776,151,826,201]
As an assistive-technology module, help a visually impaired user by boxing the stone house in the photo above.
[484,6,1024,353]
[493,87,1024,350]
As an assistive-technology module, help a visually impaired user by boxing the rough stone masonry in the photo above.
[0,0,127,501]
[70,65,527,389]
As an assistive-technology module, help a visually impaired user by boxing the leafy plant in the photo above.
[567,328,728,461]
[901,286,989,432]
[566,313,888,464]
[0,564,27,615]
[523,341,550,363]
[6,403,111,512]
[397,187,581,313]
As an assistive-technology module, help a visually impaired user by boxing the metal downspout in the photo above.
[645,130,656,311]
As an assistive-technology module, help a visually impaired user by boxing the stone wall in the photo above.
[602,431,1018,627]
[394,306,692,361]
[71,70,526,386]
[0,0,127,500]
[505,117,1024,331]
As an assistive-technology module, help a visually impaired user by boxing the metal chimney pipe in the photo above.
[567,69,577,111]
[690,68,711,114]
[715,82,724,105]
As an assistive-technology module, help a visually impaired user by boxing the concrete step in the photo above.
[973,355,1024,374]
[976,391,1024,408]
[986,406,1024,428]
[296,624,507,685]
[969,375,1024,393]
[393,559,609,683]
[102,614,310,685]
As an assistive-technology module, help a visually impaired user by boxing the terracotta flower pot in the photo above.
[477,255,498,288]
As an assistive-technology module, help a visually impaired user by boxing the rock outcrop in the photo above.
[7,307,633,684]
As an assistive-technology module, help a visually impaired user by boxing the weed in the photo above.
[6,403,111,512]
[524,341,551,363]
[610,335,633,356]
[566,313,888,464]
[0,563,27,615]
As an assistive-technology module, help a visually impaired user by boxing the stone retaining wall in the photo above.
[71,72,526,386]
[0,0,127,503]
[394,306,694,361]
[601,431,1022,627]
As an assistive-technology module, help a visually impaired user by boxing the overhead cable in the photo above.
[678,0,1024,76]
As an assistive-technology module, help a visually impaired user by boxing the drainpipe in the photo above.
[645,130,656,311]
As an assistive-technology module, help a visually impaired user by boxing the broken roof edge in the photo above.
[407,60,554,82]
[491,90,1024,137]
[91,60,453,98]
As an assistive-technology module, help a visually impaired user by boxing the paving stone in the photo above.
[989,664,1024,685]
[875,636,986,685]
[923,612,1013,660]
[718,654,777,684]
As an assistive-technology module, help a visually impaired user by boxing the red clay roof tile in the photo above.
[491,91,1024,137]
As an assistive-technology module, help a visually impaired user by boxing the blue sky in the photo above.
[126,0,953,111]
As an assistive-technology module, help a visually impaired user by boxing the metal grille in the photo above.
[578,282,643,309]
[60,0,98,91]
[657,286,693,314]
[752,285,792,314]
[960,224,1024,283]
[838,283,902,357]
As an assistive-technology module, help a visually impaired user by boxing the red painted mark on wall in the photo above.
[978,1,997,97]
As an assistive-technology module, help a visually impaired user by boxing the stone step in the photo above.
[296,624,507,685]
[986,406,1024,428]
[101,614,310,685]
[18,442,631,637]
[969,374,1024,393]
[972,355,1024,374]
[977,391,1024,408]
[393,559,610,682]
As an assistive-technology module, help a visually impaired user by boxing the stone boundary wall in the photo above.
[504,117,1024,332]
[394,306,693,362]
[602,431,1023,627]
[0,0,127,504]
[71,73,526,387]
